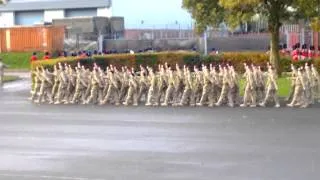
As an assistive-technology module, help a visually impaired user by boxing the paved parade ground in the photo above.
[1,78,320,180]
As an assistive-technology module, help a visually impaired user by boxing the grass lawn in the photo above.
[239,76,291,97]
[3,75,19,83]
[0,52,43,70]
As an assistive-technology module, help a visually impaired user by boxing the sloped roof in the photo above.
[0,0,111,12]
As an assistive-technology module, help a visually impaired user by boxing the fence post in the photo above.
[204,30,208,55]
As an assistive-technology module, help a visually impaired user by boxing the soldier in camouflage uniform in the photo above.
[259,66,280,108]
[197,65,212,106]
[145,67,157,106]
[123,71,139,106]
[71,66,88,104]
[29,67,41,101]
[35,67,54,104]
[161,67,175,106]
[137,65,149,103]
[178,66,193,106]
[86,67,102,104]
[286,64,298,102]
[54,63,69,104]
[241,64,257,107]
[311,64,320,103]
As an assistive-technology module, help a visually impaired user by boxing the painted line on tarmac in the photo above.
[0,173,105,180]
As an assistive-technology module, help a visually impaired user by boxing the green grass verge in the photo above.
[239,76,291,97]
[3,75,19,83]
[0,52,43,70]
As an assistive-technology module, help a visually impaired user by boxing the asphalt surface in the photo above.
[1,78,320,180]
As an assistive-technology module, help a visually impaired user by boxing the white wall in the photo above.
[44,9,64,22]
[0,12,14,27]
[97,7,112,18]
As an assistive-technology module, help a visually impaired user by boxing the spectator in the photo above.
[30,52,38,61]
[291,45,299,62]
[43,52,51,60]
[308,46,315,59]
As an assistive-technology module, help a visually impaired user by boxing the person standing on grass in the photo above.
[0,58,9,87]
[43,52,51,60]
[30,52,38,61]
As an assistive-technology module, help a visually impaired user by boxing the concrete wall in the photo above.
[44,9,64,23]
[97,7,112,18]
[0,12,15,27]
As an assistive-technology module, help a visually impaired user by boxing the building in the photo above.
[0,0,112,27]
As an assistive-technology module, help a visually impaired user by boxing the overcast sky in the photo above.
[112,0,193,29]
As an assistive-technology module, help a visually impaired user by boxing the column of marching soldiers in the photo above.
[29,61,320,108]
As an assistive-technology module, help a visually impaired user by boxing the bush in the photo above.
[31,51,320,73]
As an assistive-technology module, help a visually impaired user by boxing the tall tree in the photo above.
[182,0,318,74]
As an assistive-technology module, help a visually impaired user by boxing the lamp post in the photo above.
[176,20,181,39]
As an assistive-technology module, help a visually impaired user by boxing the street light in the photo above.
[176,20,181,39]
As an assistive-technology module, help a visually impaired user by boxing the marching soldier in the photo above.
[137,65,149,103]
[71,66,88,104]
[54,63,68,104]
[311,64,320,103]
[241,64,257,107]
[161,67,175,106]
[0,59,8,88]
[197,65,212,106]
[178,66,193,106]
[35,67,54,104]
[145,67,157,106]
[29,67,41,101]
[259,66,280,108]
[287,68,307,108]
[286,64,297,102]
[86,67,102,104]
[123,71,139,106]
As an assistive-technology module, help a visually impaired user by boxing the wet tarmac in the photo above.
[0,79,320,180]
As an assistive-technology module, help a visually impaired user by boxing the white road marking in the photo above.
[0,173,106,180]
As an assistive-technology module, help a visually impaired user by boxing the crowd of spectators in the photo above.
[266,43,320,61]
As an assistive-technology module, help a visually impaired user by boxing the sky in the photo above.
[112,0,193,29]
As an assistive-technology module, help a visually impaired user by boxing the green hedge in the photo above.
[31,51,320,73]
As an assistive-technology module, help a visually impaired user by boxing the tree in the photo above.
[182,0,319,74]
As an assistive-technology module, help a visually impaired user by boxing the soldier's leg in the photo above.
[272,89,280,107]
[250,88,257,107]
[260,87,271,106]
[198,85,209,106]
[215,85,228,106]
[123,87,133,106]
[227,87,235,107]
[30,83,40,101]
[54,84,63,104]
[86,86,97,104]
[51,82,59,101]
[162,85,173,106]
[145,87,154,106]
[113,88,121,106]
[132,89,139,106]
[286,84,295,102]
[179,88,191,106]
[240,85,250,107]
[190,90,196,107]
[35,83,45,103]
[287,86,302,107]
[100,85,113,105]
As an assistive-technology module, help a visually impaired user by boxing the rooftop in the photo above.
[0,0,111,12]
